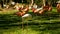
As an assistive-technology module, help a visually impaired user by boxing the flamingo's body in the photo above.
[43,5,52,11]
[22,14,32,18]
[16,5,29,16]
[32,7,43,14]
[57,3,60,13]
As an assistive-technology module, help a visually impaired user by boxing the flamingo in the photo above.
[16,5,29,16]
[57,2,60,13]
[32,7,43,14]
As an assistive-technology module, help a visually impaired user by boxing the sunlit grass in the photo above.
[0,9,17,14]
[0,25,60,34]
[1,27,40,34]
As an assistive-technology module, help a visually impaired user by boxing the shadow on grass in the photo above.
[0,12,60,32]
[0,14,22,24]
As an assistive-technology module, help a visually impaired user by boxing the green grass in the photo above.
[0,24,60,34]
[0,7,60,34]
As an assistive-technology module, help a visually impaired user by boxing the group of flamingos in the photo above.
[15,3,52,17]
[3,1,60,17]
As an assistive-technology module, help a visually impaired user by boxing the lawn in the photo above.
[0,7,60,34]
